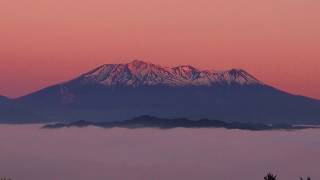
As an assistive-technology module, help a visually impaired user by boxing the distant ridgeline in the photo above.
[42,115,318,131]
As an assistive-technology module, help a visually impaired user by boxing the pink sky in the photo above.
[0,0,319,99]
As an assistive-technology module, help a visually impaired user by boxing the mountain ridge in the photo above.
[75,60,263,88]
[43,115,315,131]
[1,60,320,124]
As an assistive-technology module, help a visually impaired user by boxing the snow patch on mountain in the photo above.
[78,60,263,87]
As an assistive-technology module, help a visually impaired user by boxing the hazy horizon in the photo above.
[0,125,319,180]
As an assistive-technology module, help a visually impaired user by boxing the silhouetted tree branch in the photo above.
[264,173,277,180]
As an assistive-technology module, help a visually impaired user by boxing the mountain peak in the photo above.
[127,59,150,66]
[226,68,262,84]
[78,60,263,87]
[173,65,198,72]
[127,60,159,75]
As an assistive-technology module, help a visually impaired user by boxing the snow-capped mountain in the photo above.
[78,60,262,87]
[2,60,320,124]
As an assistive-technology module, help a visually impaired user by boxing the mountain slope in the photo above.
[3,60,320,124]
[0,95,9,104]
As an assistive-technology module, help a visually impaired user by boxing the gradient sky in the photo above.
[1,0,319,99]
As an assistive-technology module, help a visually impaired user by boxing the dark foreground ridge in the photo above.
[42,115,317,131]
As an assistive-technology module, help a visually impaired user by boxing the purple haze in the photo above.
[0,125,319,180]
